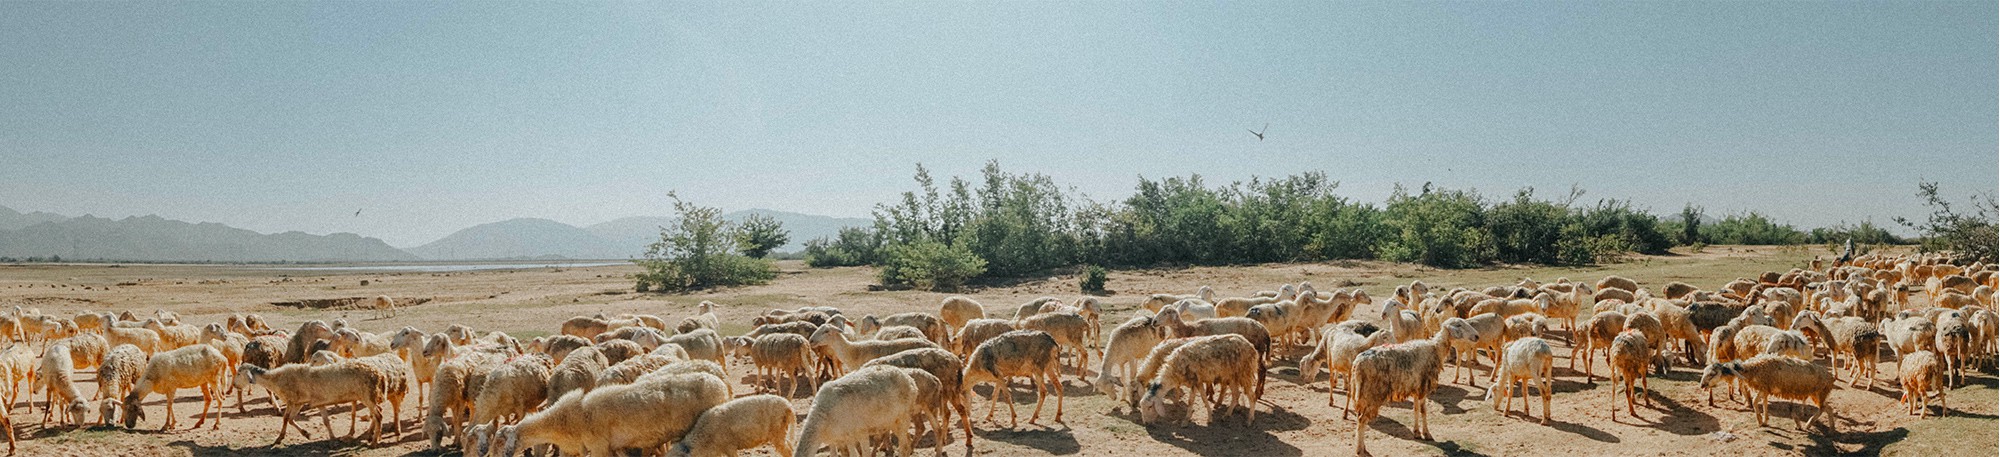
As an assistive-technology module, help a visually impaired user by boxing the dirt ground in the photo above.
[0,245,1993,456]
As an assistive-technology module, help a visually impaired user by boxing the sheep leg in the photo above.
[1050,367,1065,424]
[1354,411,1372,457]
[1025,375,1044,426]
[189,383,214,430]
[1540,365,1553,425]
[1415,393,1432,441]
[162,391,177,431]
[368,402,383,445]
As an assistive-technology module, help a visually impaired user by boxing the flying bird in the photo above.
[1248,123,1268,141]
[354,209,362,217]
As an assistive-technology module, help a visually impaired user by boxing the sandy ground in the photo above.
[0,245,1993,456]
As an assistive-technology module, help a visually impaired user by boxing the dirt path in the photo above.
[0,246,1991,456]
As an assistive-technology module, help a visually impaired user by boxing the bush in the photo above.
[804,226,885,267]
[1079,265,1108,294]
[736,214,789,258]
[877,240,986,291]
[633,194,777,292]
[1897,181,1998,263]
[1375,185,1494,268]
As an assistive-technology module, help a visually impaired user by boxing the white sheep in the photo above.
[1092,315,1165,401]
[472,354,553,432]
[1899,350,1946,418]
[546,345,608,406]
[939,296,986,336]
[1350,324,1466,457]
[1300,320,1391,410]
[1138,334,1261,426]
[749,333,815,396]
[371,295,397,319]
[35,343,89,428]
[808,324,938,377]
[121,344,228,431]
[668,394,796,457]
[492,372,728,457]
[94,343,146,425]
[793,365,919,457]
[1488,336,1554,424]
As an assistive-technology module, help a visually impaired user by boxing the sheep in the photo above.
[1142,286,1217,313]
[595,353,679,388]
[874,325,928,342]
[860,347,974,452]
[472,354,554,433]
[1138,334,1262,426]
[283,320,336,364]
[35,343,89,428]
[962,330,1064,428]
[1154,307,1272,397]
[1608,330,1652,421]
[678,302,721,334]
[939,296,986,334]
[749,333,815,396]
[1894,350,1947,418]
[235,334,286,411]
[102,319,164,356]
[535,334,592,364]
[1042,297,1106,343]
[865,311,952,347]
[1934,310,1973,386]
[1577,310,1626,381]
[351,353,413,440]
[94,344,146,424]
[597,339,645,366]
[0,345,32,412]
[1698,354,1837,433]
[493,372,729,457]
[370,295,396,319]
[1884,315,1938,373]
[793,365,919,457]
[1350,325,1463,457]
[141,318,201,349]
[808,324,939,377]
[1092,315,1166,401]
[1009,297,1062,323]
[664,328,730,369]
[330,327,393,358]
[1301,321,1393,410]
[1173,299,1220,320]
[668,394,796,457]
[546,345,608,405]
[951,318,1015,356]
[1016,311,1093,379]
[559,316,612,340]
[0,317,16,343]
[121,344,228,432]
[1623,310,1670,374]
[424,350,508,451]
[1378,299,1426,344]
[1489,336,1554,424]
[198,323,245,384]
[1443,313,1505,386]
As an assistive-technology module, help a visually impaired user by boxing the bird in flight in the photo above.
[1248,123,1268,141]
[354,209,362,217]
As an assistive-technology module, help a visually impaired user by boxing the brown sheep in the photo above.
[1608,330,1651,421]
[962,330,1063,428]
[1699,354,1836,433]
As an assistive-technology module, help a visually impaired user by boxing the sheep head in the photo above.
[1698,362,1741,388]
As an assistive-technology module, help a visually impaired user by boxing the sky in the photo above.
[2,1,1994,247]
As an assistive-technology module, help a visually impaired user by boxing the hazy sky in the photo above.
[3,1,1994,247]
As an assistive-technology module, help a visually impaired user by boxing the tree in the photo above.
[1677,204,1704,245]
[634,193,776,292]
[1896,181,1998,263]
[736,214,790,258]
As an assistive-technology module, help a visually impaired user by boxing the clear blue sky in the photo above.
[3,1,1993,247]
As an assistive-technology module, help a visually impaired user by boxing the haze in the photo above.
[2,1,1993,247]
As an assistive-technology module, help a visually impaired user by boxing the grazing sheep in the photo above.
[493,372,729,457]
[952,318,1015,356]
[939,296,986,335]
[35,344,89,428]
[1138,334,1261,426]
[559,316,612,340]
[962,330,1064,428]
[1009,297,1062,323]
[1301,321,1393,411]
[678,302,721,334]
[102,319,164,356]
[283,320,336,364]
[1489,336,1554,424]
[472,354,554,432]
[1899,350,1947,418]
[1699,354,1837,433]
[1934,311,1972,386]
[1017,311,1093,379]
[868,312,952,347]
[596,353,679,388]
[861,347,974,452]
[749,333,815,396]
[142,318,201,350]
[546,345,608,405]
[1608,330,1652,420]
[1577,311,1626,381]
[808,324,938,377]
[94,344,146,424]
[664,329,730,369]
[668,394,795,457]
[424,351,508,451]
[1350,325,1463,457]
[1154,307,1272,398]
[597,339,645,366]
[793,365,919,457]
[1093,315,1166,401]
[331,327,393,358]
[874,325,928,342]
[0,345,31,412]
[121,344,228,432]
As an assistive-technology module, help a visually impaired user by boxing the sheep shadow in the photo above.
[1637,392,1722,436]
[1546,419,1620,443]
[1778,425,1910,456]
[1138,407,1308,457]
[169,437,383,457]
[974,426,1082,455]
[1363,417,1493,457]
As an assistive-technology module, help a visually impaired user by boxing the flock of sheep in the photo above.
[0,253,1995,456]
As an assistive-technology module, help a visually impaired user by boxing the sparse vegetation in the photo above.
[876,240,985,291]
[633,194,777,292]
[1079,265,1108,294]
[735,214,790,259]
[1897,180,1999,263]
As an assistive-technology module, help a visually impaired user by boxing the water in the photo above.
[258,261,627,272]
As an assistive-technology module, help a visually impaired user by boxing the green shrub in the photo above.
[1079,265,1108,294]
[1375,185,1494,268]
[1897,181,1998,263]
[804,226,885,267]
[633,194,777,292]
[1702,212,1807,245]
[877,240,986,291]
[735,214,789,258]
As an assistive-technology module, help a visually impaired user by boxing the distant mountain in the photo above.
[406,218,628,261]
[586,209,873,255]
[0,206,68,231]
[0,214,416,262]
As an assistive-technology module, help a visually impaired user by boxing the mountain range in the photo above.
[0,205,870,262]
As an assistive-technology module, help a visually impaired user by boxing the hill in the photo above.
[405,218,629,261]
[0,214,416,262]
